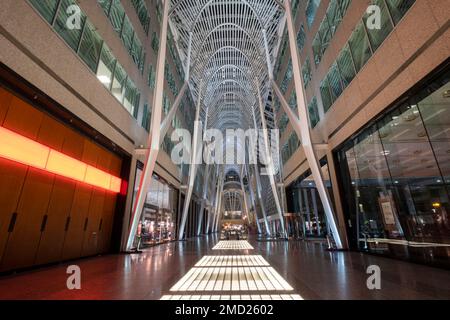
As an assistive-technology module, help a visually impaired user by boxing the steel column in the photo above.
[278,0,343,249]
[126,0,170,250]
[178,80,204,240]
[255,81,287,238]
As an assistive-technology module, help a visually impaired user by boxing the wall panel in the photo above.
[0,87,125,272]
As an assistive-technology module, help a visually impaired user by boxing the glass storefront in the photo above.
[132,164,178,248]
[286,159,334,239]
[336,65,450,268]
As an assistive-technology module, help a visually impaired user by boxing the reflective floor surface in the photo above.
[0,236,449,300]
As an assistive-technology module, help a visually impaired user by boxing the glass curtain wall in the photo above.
[336,66,450,267]
[285,159,334,239]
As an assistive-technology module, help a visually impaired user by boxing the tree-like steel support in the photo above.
[245,162,262,234]
[178,80,204,240]
[274,0,343,248]
[255,79,287,238]
[125,0,171,250]
[206,165,219,233]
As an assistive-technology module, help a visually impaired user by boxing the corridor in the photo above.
[0,237,448,300]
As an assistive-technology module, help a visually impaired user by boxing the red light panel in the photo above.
[0,126,121,193]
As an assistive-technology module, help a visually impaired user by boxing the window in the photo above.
[148,64,156,88]
[139,51,146,75]
[312,34,322,65]
[327,0,343,35]
[348,21,372,72]
[96,43,116,89]
[280,60,293,94]
[318,18,332,55]
[336,44,356,88]
[279,114,289,135]
[29,0,141,118]
[109,0,125,33]
[291,0,301,17]
[98,0,112,15]
[28,0,59,24]
[78,21,103,72]
[151,32,160,53]
[385,0,416,25]
[312,0,351,65]
[98,0,145,70]
[320,78,333,112]
[364,0,393,51]
[123,78,140,117]
[163,92,170,115]
[306,0,321,28]
[121,16,134,53]
[142,102,151,131]
[54,0,86,51]
[296,25,306,51]
[327,62,344,100]
[131,0,150,35]
[111,62,126,102]
[289,91,297,112]
[314,0,415,113]
[131,32,143,66]
[336,70,449,267]
[302,58,312,88]
[308,97,320,128]
[338,0,352,14]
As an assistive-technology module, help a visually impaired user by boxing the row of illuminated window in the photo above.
[130,0,150,35]
[98,0,145,74]
[280,60,293,94]
[281,133,300,165]
[319,0,416,113]
[306,0,322,28]
[29,0,140,118]
[168,32,186,81]
[165,63,179,97]
[275,0,309,79]
[312,0,352,66]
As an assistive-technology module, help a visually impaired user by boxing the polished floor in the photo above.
[0,236,449,300]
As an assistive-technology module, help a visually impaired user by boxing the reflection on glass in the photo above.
[54,0,86,51]
[337,75,450,267]
[286,160,334,239]
[132,170,178,249]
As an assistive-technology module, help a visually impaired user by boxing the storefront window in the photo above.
[336,68,450,267]
[132,164,178,249]
[285,159,334,239]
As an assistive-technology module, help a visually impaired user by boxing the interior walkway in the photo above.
[0,236,449,300]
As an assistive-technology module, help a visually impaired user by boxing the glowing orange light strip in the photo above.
[0,126,121,193]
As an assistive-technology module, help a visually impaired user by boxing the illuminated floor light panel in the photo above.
[161,243,304,300]
[169,265,294,292]
[212,241,254,250]
[161,294,303,300]
[196,255,270,267]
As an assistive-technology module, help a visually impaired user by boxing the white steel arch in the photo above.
[127,0,344,249]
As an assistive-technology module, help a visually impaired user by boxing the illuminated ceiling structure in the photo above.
[128,0,344,250]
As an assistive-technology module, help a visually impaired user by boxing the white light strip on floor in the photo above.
[212,241,254,250]
[169,267,294,292]
[161,294,303,300]
[195,255,270,267]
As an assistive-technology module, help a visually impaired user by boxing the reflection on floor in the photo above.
[164,241,300,300]
[196,255,270,267]
[0,236,449,299]
[161,294,303,300]
[212,240,254,250]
